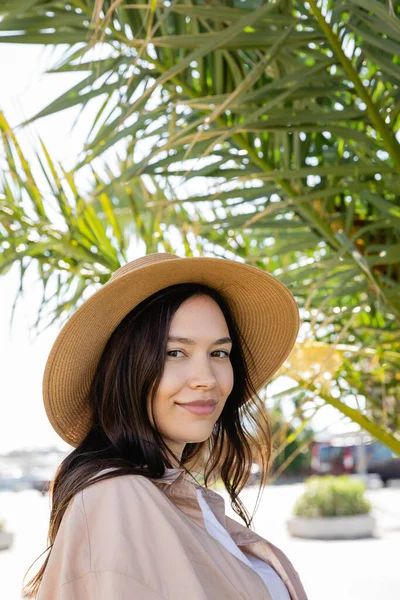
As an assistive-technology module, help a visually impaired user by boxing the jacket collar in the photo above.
[150,467,263,543]
[149,467,187,484]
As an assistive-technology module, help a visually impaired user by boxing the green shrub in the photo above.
[293,475,372,518]
[0,518,4,532]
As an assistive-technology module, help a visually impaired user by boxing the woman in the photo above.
[23,252,308,600]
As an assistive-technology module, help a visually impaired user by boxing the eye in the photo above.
[167,349,185,358]
[212,350,230,358]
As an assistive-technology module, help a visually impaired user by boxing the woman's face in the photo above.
[148,294,234,462]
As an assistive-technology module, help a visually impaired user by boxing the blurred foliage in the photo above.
[293,474,372,517]
[269,405,314,477]
[0,0,399,460]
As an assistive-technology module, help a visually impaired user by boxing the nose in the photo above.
[188,356,217,390]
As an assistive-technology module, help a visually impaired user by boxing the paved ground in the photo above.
[0,478,399,599]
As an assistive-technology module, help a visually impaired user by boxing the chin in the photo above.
[186,433,213,444]
[176,429,213,444]
[185,437,209,444]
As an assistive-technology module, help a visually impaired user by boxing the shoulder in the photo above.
[65,473,163,526]
[41,474,174,596]
[64,473,171,557]
[80,472,162,509]
[82,471,156,495]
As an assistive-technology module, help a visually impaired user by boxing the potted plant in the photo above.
[0,516,14,551]
[286,475,376,539]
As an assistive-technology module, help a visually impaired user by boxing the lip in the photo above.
[176,402,217,416]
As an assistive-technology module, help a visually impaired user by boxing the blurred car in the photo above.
[0,468,52,494]
[311,438,400,485]
[25,468,52,494]
[29,475,51,495]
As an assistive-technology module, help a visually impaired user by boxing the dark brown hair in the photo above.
[23,282,273,597]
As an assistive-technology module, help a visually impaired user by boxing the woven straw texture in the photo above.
[43,253,300,447]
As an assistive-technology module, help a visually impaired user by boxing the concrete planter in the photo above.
[286,513,376,540]
[0,530,14,550]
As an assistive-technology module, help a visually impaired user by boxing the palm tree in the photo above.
[0,0,399,453]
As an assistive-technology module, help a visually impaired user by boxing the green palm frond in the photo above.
[0,110,200,330]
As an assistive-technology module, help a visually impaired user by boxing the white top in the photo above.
[196,488,290,600]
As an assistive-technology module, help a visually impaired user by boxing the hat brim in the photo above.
[43,256,299,447]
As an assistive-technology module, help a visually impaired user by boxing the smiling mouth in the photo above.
[175,403,217,416]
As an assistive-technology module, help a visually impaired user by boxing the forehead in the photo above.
[169,295,229,332]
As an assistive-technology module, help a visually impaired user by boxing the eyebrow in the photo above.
[167,336,232,345]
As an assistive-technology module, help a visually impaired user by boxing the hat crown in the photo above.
[111,252,179,281]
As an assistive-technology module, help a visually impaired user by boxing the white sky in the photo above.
[0,42,351,453]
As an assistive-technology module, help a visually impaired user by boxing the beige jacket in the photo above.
[37,468,308,599]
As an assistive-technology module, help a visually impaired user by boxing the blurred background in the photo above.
[0,1,399,598]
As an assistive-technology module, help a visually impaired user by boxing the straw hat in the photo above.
[43,253,300,447]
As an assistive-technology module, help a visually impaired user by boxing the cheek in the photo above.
[148,395,166,430]
[156,365,183,398]
[149,367,182,420]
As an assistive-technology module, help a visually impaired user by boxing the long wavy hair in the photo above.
[23,282,273,597]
